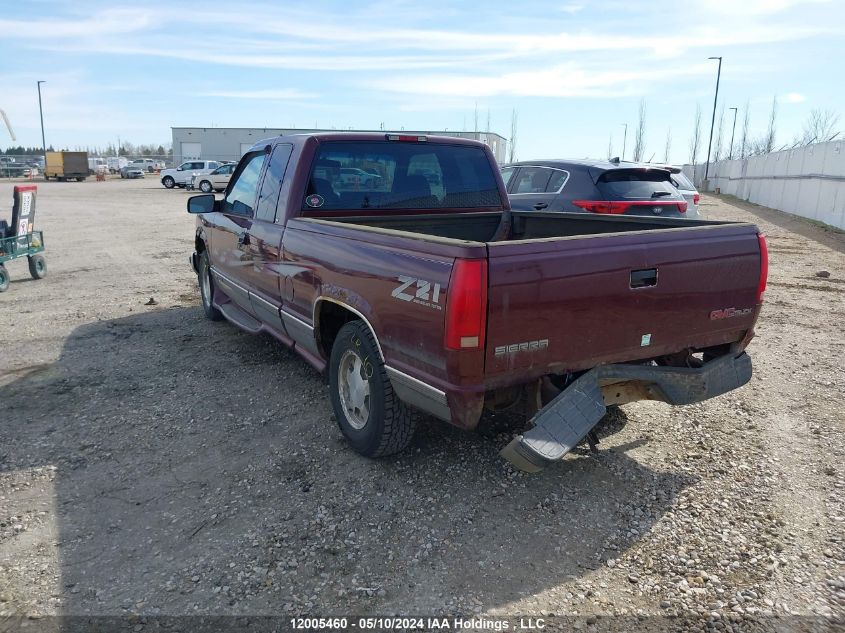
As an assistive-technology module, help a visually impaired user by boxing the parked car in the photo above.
[338,167,378,189]
[663,167,701,219]
[160,160,220,189]
[191,162,235,193]
[120,164,145,179]
[107,157,128,174]
[500,159,688,217]
[185,133,767,471]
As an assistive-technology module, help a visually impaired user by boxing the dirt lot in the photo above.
[0,178,842,630]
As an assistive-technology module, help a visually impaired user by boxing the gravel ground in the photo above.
[0,178,842,631]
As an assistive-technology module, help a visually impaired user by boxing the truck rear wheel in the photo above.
[329,321,417,457]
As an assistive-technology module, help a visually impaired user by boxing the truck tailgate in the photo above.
[484,224,763,379]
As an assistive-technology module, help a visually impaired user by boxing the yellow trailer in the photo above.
[44,151,88,182]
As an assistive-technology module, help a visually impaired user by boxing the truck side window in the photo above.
[221,151,266,217]
[256,144,293,223]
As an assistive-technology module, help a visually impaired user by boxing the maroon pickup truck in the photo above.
[188,133,767,472]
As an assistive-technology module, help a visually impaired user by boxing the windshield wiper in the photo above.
[651,191,672,198]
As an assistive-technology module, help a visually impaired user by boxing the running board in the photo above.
[218,302,263,334]
[500,353,753,473]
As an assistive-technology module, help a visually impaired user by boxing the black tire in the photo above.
[198,180,212,193]
[77,177,85,182]
[329,321,416,457]
[28,255,46,279]
[0,264,8,292]
[197,250,223,321]
[162,176,175,189]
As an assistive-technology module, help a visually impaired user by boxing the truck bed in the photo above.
[293,211,763,389]
[310,210,730,243]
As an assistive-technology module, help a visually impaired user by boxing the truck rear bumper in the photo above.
[500,352,752,473]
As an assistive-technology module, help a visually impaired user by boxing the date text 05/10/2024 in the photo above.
[289,617,546,630]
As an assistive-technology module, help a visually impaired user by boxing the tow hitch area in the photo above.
[500,352,752,473]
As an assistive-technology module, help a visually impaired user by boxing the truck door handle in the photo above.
[533,202,549,210]
[630,268,658,288]
[238,232,250,246]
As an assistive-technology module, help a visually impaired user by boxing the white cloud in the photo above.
[782,92,807,103]
[699,0,830,15]
[369,62,714,98]
[197,89,318,100]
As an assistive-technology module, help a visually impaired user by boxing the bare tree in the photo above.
[799,108,841,144]
[663,127,671,163]
[740,101,750,158]
[632,99,647,161]
[713,105,725,162]
[607,134,614,160]
[688,103,702,182]
[508,108,518,163]
[764,95,778,153]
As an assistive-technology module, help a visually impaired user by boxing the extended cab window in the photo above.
[256,144,293,222]
[303,141,501,211]
[221,151,266,216]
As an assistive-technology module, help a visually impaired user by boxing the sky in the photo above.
[0,0,842,164]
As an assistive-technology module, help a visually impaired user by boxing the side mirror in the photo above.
[176,166,184,171]
[187,194,216,214]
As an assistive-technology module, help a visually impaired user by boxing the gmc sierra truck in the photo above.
[187,133,768,472]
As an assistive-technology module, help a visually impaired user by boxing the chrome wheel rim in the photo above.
[200,181,211,192]
[338,349,371,430]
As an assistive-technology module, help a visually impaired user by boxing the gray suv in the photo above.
[500,159,689,217]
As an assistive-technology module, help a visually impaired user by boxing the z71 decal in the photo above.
[391,276,443,311]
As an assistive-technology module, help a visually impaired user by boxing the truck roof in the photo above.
[245,132,490,153]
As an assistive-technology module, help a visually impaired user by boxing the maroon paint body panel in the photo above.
[194,133,765,430]
[485,224,761,382]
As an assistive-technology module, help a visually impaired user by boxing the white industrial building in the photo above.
[171,127,508,165]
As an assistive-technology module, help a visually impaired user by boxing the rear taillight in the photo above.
[572,200,687,214]
[445,259,487,350]
[693,193,701,205]
[757,233,768,303]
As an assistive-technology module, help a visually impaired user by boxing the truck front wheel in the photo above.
[197,250,223,321]
[329,321,417,457]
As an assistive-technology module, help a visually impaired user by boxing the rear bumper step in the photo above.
[500,352,752,473]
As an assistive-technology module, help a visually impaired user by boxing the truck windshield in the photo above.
[304,141,502,211]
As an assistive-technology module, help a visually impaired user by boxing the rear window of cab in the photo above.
[302,141,502,211]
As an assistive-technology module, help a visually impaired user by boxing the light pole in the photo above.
[37,81,47,157]
[621,123,628,160]
[703,56,722,182]
[728,107,738,160]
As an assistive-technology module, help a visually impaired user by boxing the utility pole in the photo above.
[621,123,628,160]
[703,56,722,181]
[728,107,738,160]
[37,80,47,156]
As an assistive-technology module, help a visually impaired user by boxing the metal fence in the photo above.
[0,154,176,178]
[683,139,845,230]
